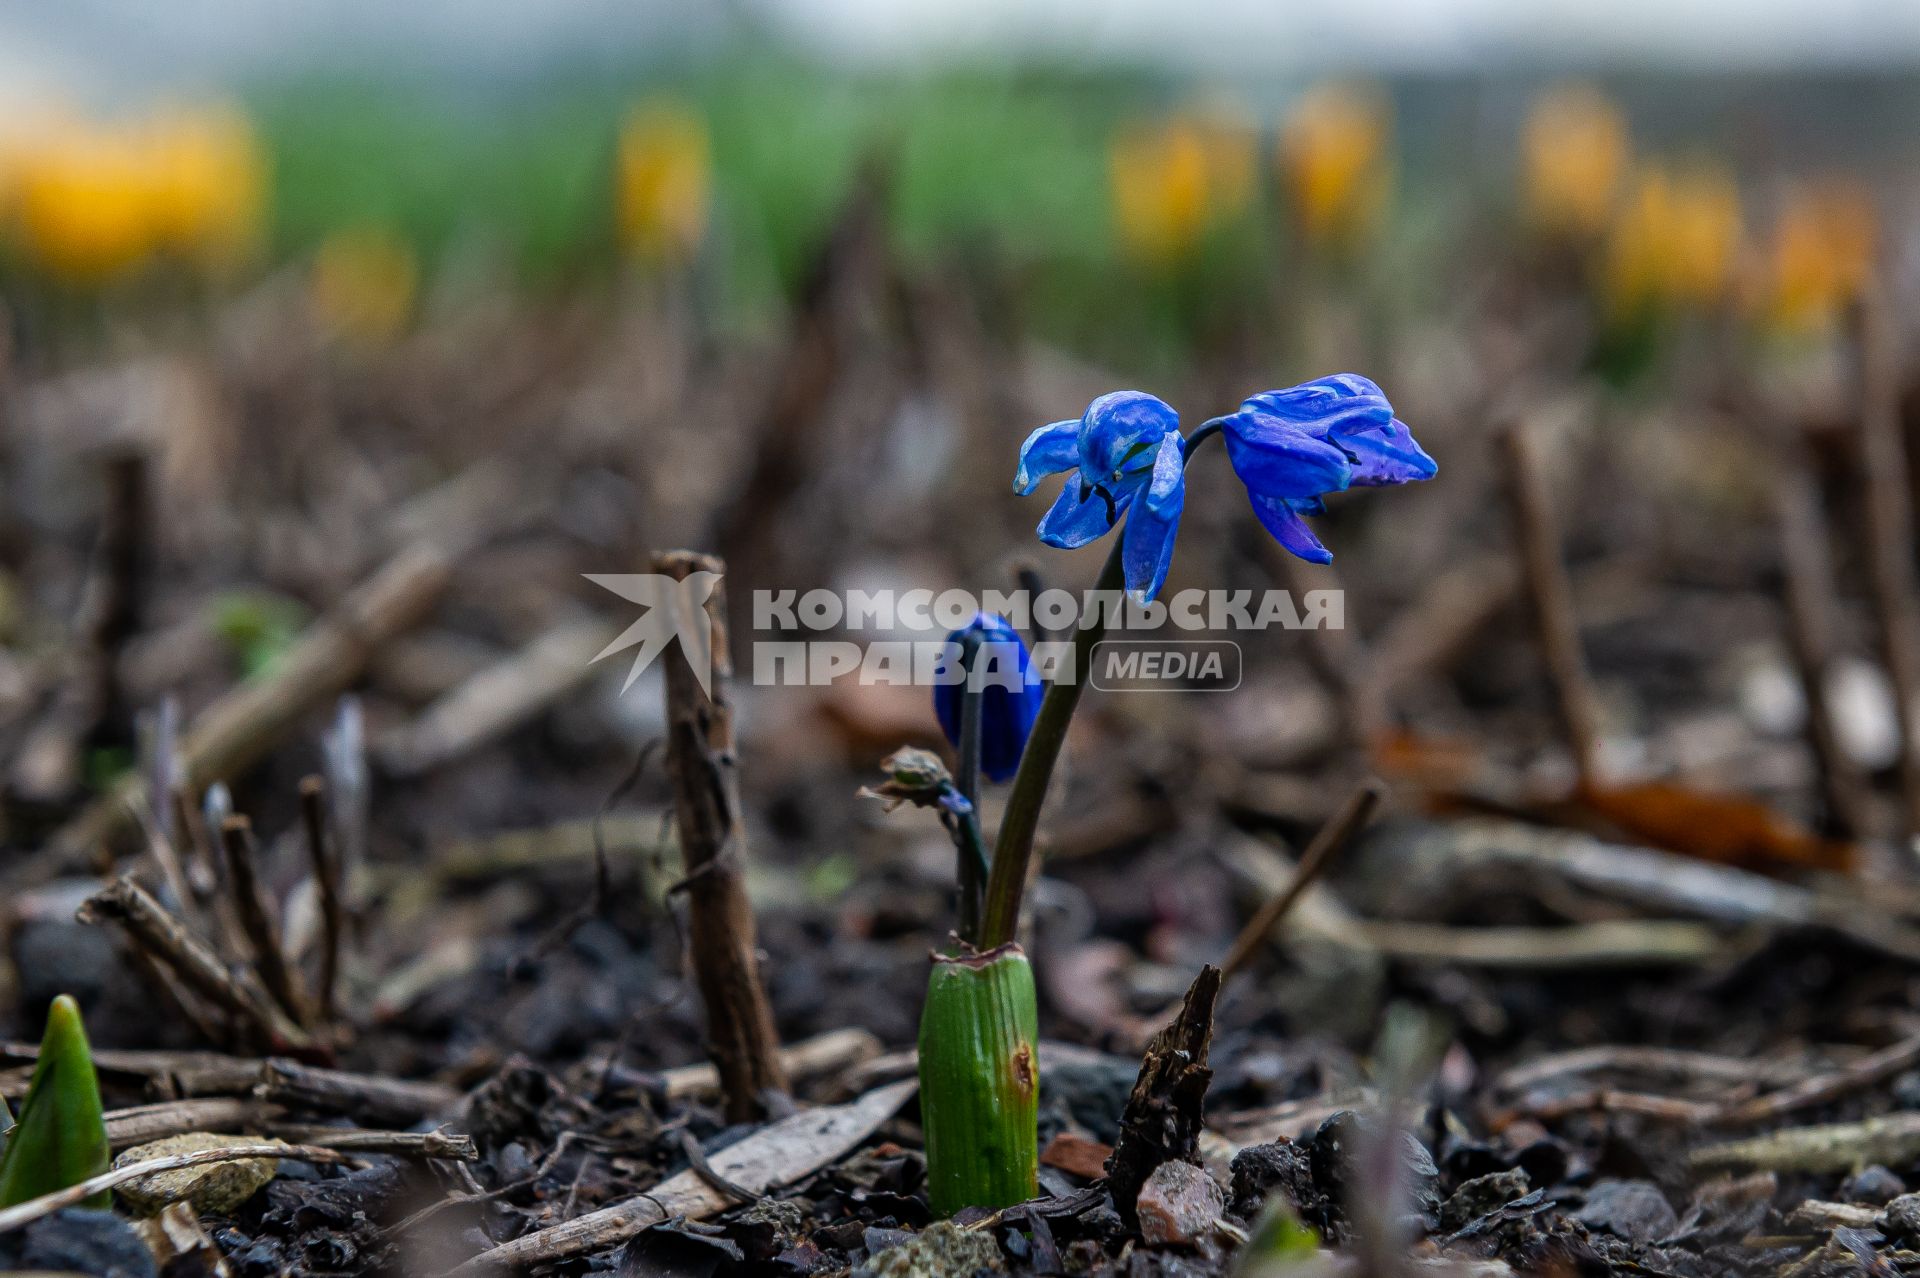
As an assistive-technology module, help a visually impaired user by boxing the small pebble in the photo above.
[1135,1160,1226,1247]
[115,1133,284,1216]
[1882,1192,1920,1242]
[1440,1168,1531,1231]
[1843,1165,1905,1206]
[1576,1179,1677,1244]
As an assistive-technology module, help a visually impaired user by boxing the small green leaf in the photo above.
[0,995,111,1208]
[1235,1200,1321,1274]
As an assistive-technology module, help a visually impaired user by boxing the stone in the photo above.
[1440,1168,1531,1231]
[1882,1191,1920,1242]
[1228,1141,1317,1221]
[1575,1179,1677,1244]
[1135,1160,1226,1248]
[114,1133,284,1216]
[1843,1165,1905,1206]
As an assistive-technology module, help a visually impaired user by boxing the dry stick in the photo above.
[263,1129,476,1159]
[105,1098,283,1148]
[373,618,616,778]
[654,1027,883,1103]
[298,776,346,1026]
[653,550,790,1122]
[258,1058,460,1126]
[169,782,220,904]
[1689,1112,1920,1175]
[0,1137,475,1235]
[1715,1030,1920,1126]
[1495,1044,1808,1095]
[77,877,313,1053]
[449,1079,916,1276]
[1853,289,1920,840]
[1776,467,1873,840]
[1499,419,1602,789]
[42,543,453,878]
[219,816,310,1029]
[1219,780,1383,981]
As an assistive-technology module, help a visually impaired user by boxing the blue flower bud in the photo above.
[933,613,1043,783]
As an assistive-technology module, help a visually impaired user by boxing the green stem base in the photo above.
[917,944,1039,1216]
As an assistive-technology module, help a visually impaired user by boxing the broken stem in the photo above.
[299,775,347,1027]
[653,550,790,1122]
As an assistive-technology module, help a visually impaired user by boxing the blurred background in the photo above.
[6,0,1920,1065]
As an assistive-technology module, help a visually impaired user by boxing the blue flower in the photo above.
[1220,373,1436,564]
[933,613,1044,783]
[1015,391,1187,602]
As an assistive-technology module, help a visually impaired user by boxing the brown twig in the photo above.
[258,1058,461,1126]
[77,877,313,1053]
[1852,287,1920,840]
[220,815,311,1029]
[299,775,346,1026]
[1220,780,1382,981]
[1775,466,1872,839]
[105,1098,284,1148]
[653,549,790,1122]
[1715,1030,1920,1126]
[1499,419,1602,789]
[169,781,221,904]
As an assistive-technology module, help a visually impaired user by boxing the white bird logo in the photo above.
[584,571,723,697]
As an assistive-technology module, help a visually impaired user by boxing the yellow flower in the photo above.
[145,103,267,274]
[1108,112,1256,267]
[1279,84,1391,254]
[1750,182,1877,334]
[310,228,417,344]
[9,122,159,286]
[615,101,711,265]
[1522,83,1629,241]
[1601,162,1742,316]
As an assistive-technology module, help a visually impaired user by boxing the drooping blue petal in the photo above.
[1247,493,1333,564]
[1077,391,1179,482]
[1038,473,1129,548]
[1221,410,1354,499]
[1015,420,1081,495]
[932,613,1043,783]
[1239,375,1394,443]
[1343,417,1438,486]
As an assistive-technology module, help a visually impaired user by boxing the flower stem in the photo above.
[976,539,1124,948]
[975,423,1224,950]
[954,631,986,941]
[917,944,1039,1214]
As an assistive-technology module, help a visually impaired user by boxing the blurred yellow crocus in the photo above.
[616,101,711,265]
[1,102,268,287]
[1601,163,1743,316]
[145,104,267,273]
[310,228,417,344]
[1522,83,1629,241]
[1751,183,1877,335]
[10,124,160,286]
[1279,84,1391,254]
[1108,113,1256,267]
